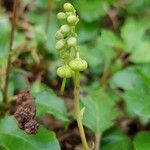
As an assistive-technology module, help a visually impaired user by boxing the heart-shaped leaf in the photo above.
[101,128,132,150]
[34,91,68,122]
[80,83,118,133]
[0,116,60,150]
[110,65,150,123]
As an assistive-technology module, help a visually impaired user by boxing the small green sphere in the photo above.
[69,58,88,71]
[60,24,70,34]
[67,37,77,47]
[57,12,66,20]
[55,39,65,50]
[57,65,72,78]
[55,30,64,40]
[64,3,74,12]
[67,15,78,25]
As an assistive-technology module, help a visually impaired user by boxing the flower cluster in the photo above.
[55,3,88,79]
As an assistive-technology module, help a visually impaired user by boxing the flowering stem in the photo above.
[3,0,17,104]
[95,133,101,150]
[74,71,89,150]
[60,78,66,94]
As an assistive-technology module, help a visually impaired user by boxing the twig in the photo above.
[3,0,18,104]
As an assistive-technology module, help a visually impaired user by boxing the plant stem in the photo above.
[60,78,66,95]
[95,133,101,150]
[3,0,18,104]
[74,71,89,150]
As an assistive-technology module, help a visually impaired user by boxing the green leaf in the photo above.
[124,87,150,123]
[78,21,98,43]
[34,91,68,122]
[127,0,150,14]
[99,30,124,49]
[129,42,150,63]
[134,131,150,150]
[79,30,120,75]
[79,44,104,75]
[0,116,60,150]
[80,83,118,133]
[73,0,106,22]
[110,67,146,90]
[0,17,10,67]
[10,70,28,91]
[101,128,132,150]
[121,18,147,52]
[45,13,59,54]
[110,65,150,123]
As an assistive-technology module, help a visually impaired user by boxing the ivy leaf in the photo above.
[101,128,132,150]
[34,91,68,122]
[0,116,60,150]
[80,83,118,133]
[134,131,150,150]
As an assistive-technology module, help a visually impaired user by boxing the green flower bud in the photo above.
[55,30,64,40]
[59,50,70,59]
[67,37,77,47]
[60,24,70,34]
[69,58,88,71]
[64,3,74,12]
[57,12,66,20]
[55,39,65,50]
[67,15,78,25]
[57,65,72,78]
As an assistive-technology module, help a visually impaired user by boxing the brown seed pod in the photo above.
[14,90,39,134]
[17,90,31,105]
[14,106,32,129]
[24,119,39,134]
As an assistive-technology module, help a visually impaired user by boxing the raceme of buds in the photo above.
[67,37,77,47]
[55,30,64,40]
[57,12,66,20]
[67,15,78,25]
[55,2,88,80]
[69,58,88,71]
[64,3,75,12]
[57,65,72,78]
[55,39,65,50]
[60,24,70,34]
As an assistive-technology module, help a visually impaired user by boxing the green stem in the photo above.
[60,78,66,95]
[3,0,17,104]
[95,133,101,150]
[74,71,89,150]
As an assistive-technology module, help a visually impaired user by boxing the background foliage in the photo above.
[0,0,150,149]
